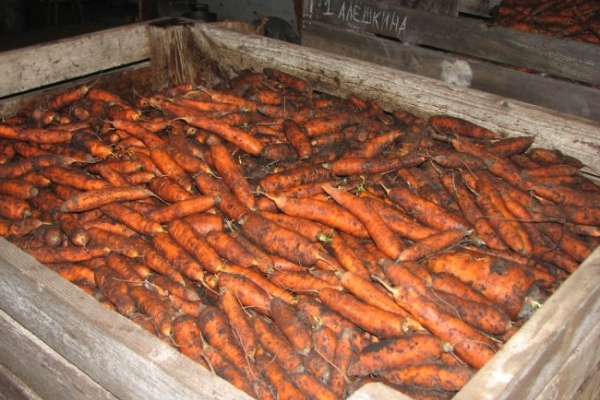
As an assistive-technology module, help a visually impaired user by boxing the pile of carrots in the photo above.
[1,67,599,400]
[492,0,600,44]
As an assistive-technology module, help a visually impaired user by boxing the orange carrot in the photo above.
[217,285,259,360]
[152,233,205,282]
[239,211,327,267]
[129,284,174,336]
[42,166,108,191]
[0,154,76,178]
[318,287,408,338]
[148,176,193,203]
[110,119,166,148]
[167,219,224,273]
[94,263,137,317]
[149,147,193,192]
[323,184,405,259]
[429,115,501,140]
[145,196,216,224]
[251,314,305,373]
[205,230,261,269]
[261,211,326,242]
[259,166,333,193]
[207,135,256,210]
[269,297,313,355]
[375,276,497,369]
[329,154,426,176]
[434,289,512,335]
[387,186,472,232]
[397,228,471,262]
[0,178,38,199]
[202,344,256,398]
[426,249,536,318]
[0,125,73,144]
[264,192,369,239]
[0,194,31,220]
[282,119,312,159]
[194,173,251,222]
[486,136,534,157]
[217,271,272,316]
[47,262,95,286]
[197,305,251,373]
[254,354,308,400]
[60,185,154,212]
[291,370,340,400]
[381,363,474,392]
[171,314,207,365]
[220,263,297,306]
[348,333,443,377]
[100,203,164,235]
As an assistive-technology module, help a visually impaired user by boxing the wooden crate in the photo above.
[300,0,600,122]
[1,20,600,400]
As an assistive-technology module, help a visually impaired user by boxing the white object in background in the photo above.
[441,59,473,87]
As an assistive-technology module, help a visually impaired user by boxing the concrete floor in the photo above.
[0,0,141,52]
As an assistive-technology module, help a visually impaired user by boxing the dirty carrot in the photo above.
[318,287,409,338]
[171,314,207,365]
[217,285,259,360]
[167,219,224,273]
[239,211,327,267]
[151,233,205,282]
[270,297,313,355]
[99,202,164,235]
[397,228,471,262]
[381,363,474,392]
[251,314,305,373]
[323,184,404,259]
[374,275,497,369]
[348,333,443,377]
[207,135,256,210]
[61,185,154,212]
[264,192,370,239]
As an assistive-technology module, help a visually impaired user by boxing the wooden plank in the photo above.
[189,23,600,173]
[302,21,600,122]
[533,310,600,400]
[0,238,252,400]
[0,363,43,400]
[377,0,459,15]
[0,22,150,98]
[573,362,600,400]
[0,63,152,117]
[0,310,116,400]
[302,0,600,85]
[454,249,600,400]
[458,0,501,17]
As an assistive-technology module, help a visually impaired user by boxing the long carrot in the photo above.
[151,233,205,282]
[238,211,327,268]
[374,275,497,369]
[397,228,471,262]
[60,185,154,212]
[270,297,313,355]
[323,184,405,259]
[217,285,259,361]
[381,363,474,392]
[263,192,370,239]
[348,333,443,377]
[318,287,409,338]
[207,135,256,210]
[145,195,216,223]
[167,219,224,273]
[426,249,536,318]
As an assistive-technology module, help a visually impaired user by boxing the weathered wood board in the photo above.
[302,0,600,86]
[301,21,600,121]
[0,20,599,400]
[458,0,501,17]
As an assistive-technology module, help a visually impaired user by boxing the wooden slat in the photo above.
[0,363,44,400]
[0,238,252,400]
[302,21,600,122]
[0,310,116,400]
[533,319,600,400]
[190,23,600,173]
[302,0,600,85]
[458,0,501,17]
[455,249,600,400]
[573,364,600,400]
[0,22,150,98]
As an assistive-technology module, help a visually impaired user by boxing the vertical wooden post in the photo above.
[147,19,197,91]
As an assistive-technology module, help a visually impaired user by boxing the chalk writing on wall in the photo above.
[321,0,408,37]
